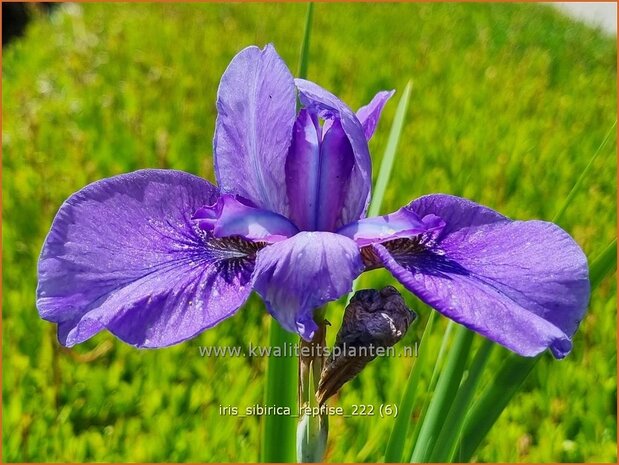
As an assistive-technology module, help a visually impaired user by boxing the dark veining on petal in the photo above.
[361,235,433,271]
[203,235,266,258]
[379,235,470,279]
[385,236,429,255]
[192,224,266,283]
[360,246,382,270]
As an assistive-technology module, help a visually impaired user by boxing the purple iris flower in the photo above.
[37,44,590,359]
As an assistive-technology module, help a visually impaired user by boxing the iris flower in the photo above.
[37,44,589,359]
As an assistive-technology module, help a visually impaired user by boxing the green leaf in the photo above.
[368,80,413,218]
[427,320,456,389]
[430,338,494,462]
[456,350,537,462]
[553,119,616,225]
[384,310,437,462]
[297,3,314,80]
[405,320,456,461]
[261,322,298,462]
[589,238,617,290]
[410,325,475,462]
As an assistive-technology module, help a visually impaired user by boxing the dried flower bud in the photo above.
[317,286,415,405]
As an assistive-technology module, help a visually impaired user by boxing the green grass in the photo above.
[3,3,616,462]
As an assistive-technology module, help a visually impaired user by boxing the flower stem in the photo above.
[296,311,328,462]
[261,321,297,462]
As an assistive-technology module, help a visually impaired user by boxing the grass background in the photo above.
[3,2,616,462]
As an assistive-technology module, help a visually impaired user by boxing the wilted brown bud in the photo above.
[317,286,415,405]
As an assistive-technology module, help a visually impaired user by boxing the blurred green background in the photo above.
[3,2,616,462]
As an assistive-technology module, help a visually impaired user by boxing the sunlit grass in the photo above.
[3,3,616,462]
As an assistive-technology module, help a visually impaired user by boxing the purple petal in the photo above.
[356,90,395,141]
[37,170,258,348]
[285,109,321,231]
[314,119,355,231]
[251,232,364,340]
[285,108,360,232]
[338,207,445,246]
[294,78,372,227]
[193,194,298,243]
[375,194,590,358]
[214,44,296,216]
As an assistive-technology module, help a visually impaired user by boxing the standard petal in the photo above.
[285,109,321,231]
[337,207,445,247]
[314,119,355,231]
[295,78,372,227]
[214,44,296,216]
[193,194,298,242]
[356,90,395,141]
[375,194,590,358]
[251,232,364,340]
[285,109,360,232]
[37,170,259,348]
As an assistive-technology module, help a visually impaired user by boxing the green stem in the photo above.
[288,4,320,462]
[296,314,328,462]
[261,322,297,462]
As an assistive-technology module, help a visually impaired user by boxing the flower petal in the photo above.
[356,90,395,141]
[37,170,258,348]
[338,207,445,246]
[285,109,362,232]
[295,78,372,227]
[285,109,321,231]
[214,44,296,216]
[375,194,590,358]
[251,232,364,340]
[314,119,356,231]
[193,194,298,243]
